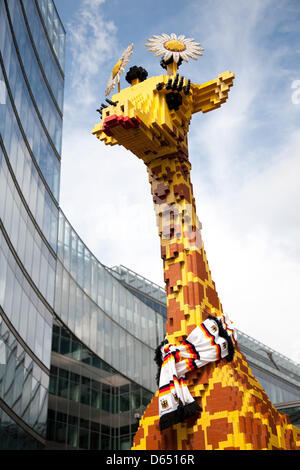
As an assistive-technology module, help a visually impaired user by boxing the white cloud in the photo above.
[190,128,300,362]
[65,0,118,108]
[60,130,163,284]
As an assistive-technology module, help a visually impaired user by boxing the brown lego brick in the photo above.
[206,418,233,449]
[164,262,182,289]
[168,242,184,259]
[173,183,191,202]
[205,284,220,310]
[166,297,185,334]
[154,182,170,199]
[206,384,243,413]
[186,251,208,282]
[151,165,162,178]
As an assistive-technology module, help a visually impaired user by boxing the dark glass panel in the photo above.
[79,427,89,449]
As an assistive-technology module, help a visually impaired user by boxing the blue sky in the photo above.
[55,0,300,362]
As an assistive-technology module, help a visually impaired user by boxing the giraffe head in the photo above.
[92,67,234,165]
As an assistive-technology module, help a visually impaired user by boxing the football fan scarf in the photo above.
[155,314,237,431]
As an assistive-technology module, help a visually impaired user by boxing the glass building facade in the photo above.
[45,211,164,450]
[0,0,64,448]
[0,0,299,451]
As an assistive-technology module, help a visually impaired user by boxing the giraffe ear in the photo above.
[191,71,235,115]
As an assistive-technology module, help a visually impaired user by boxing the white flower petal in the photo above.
[188,45,202,54]
[192,51,203,56]
[112,75,118,86]
[105,77,115,96]
[120,43,134,61]
[105,84,112,95]
[180,52,189,62]
[173,51,180,62]
[164,51,173,61]
[177,35,185,41]
[192,46,204,52]
[170,33,177,40]
[107,74,114,84]
[162,52,171,61]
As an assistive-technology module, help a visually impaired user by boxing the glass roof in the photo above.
[109,265,166,304]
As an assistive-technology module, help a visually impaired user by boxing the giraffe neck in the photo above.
[146,152,223,345]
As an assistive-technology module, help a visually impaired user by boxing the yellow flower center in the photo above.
[112,60,122,78]
[164,39,186,52]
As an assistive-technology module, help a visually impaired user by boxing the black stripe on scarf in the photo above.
[154,338,168,386]
[159,399,202,431]
[207,315,235,362]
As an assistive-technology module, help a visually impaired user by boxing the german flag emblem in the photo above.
[161,399,169,409]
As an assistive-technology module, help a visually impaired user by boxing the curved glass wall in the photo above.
[36,0,65,71]
[55,211,165,393]
[21,0,64,111]
[0,409,44,450]
[0,315,49,440]
[47,210,167,450]
[5,0,63,153]
[0,230,53,368]
[238,332,300,407]
[0,0,65,448]
[0,0,61,200]
[0,82,59,250]
[46,321,153,450]
[250,364,300,405]
[0,146,56,306]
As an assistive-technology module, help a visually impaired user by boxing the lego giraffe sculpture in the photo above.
[92,39,300,450]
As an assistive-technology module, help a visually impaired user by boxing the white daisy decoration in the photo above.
[146,33,204,64]
[105,43,134,96]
